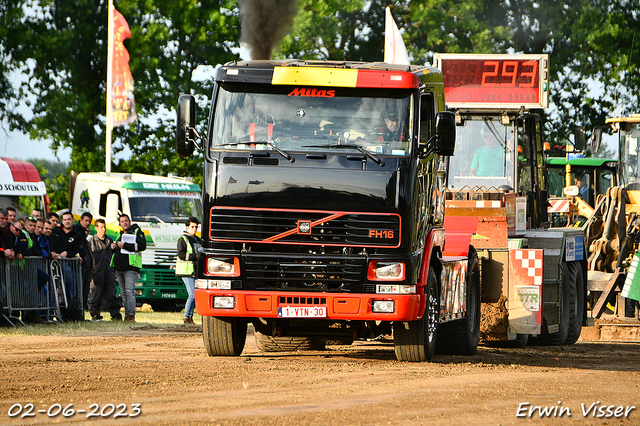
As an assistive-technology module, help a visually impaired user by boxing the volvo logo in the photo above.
[297,220,312,234]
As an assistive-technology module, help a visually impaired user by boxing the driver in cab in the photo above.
[470,132,504,176]
[378,111,404,142]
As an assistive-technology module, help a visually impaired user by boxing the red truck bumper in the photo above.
[195,289,423,321]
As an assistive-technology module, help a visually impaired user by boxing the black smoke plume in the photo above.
[237,0,298,60]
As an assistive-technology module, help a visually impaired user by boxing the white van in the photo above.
[69,172,201,311]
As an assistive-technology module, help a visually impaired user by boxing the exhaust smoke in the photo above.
[237,0,298,60]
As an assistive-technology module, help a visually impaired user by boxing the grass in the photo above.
[0,308,202,337]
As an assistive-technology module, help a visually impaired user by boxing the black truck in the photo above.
[176,60,479,362]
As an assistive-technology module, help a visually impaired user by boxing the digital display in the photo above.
[434,54,548,109]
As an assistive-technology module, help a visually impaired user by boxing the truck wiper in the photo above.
[217,141,295,163]
[301,144,385,167]
[143,215,166,224]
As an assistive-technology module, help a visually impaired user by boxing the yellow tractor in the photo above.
[546,156,618,228]
[587,114,640,318]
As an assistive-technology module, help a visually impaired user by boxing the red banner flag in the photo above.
[111,8,136,126]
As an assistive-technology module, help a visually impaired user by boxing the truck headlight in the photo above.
[367,261,405,281]
[213,296,235,309]
[372,300,395,313]
[205,257,240,277]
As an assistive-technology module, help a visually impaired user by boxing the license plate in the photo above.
[278,306,327,318]
[161,293,177,298]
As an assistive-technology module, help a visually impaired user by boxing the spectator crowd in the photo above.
[0,207,141,324]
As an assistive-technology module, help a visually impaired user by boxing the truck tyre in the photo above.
[564,261,585,345]
[436,247,481,355]
[202,316,247,356]
[394,267,438,362]
[255,332,326,352]
[513,333,529,348]
[530,261,571,346]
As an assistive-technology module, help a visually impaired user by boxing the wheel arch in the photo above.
[416,228,444,318]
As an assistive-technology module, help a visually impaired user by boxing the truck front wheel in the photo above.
[202,316,247,356]
[393,267,439,362]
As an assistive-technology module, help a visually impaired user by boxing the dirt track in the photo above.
[1,325,640,426]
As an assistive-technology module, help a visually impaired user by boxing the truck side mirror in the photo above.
[177,94,196,157]
[574,126,586,151]
[434,111,456,156]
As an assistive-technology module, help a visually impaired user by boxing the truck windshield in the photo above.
[447,118,516,190]
[210,83,414,156]
[129,196,201,224]
[622,123,640,185]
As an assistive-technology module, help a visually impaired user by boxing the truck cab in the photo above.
[177,60,480,362]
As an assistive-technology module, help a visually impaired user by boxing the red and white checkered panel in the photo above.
[513,249,543,285]
[509,248,544,334]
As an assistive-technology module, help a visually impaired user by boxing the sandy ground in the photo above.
[1,324,639,426]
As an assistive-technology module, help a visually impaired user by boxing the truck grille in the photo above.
[243,254,365,292]
[152,250,177,266]
[143,267,183,286]
[210,207,401,248]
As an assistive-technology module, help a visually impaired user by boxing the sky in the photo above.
[0,126,71,163]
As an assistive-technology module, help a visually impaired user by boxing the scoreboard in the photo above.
[433,53,549,109]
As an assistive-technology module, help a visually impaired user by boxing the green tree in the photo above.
[0,0,29,132]
[30,158,69,211]
[2,0,240,207]
[279,0,393,61]
[4,0,640,206]
[17,0,109,172]
[406,0,512,61]
[113,0,240,183]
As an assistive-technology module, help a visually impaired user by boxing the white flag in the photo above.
[384,6,410,65]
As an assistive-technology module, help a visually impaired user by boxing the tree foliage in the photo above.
[1,0,639,209]
[279,0,391,61]
[1,0,239,189]
[280,0,639,149]
[113,0,240,180]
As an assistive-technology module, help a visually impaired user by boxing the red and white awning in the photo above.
[0,157,47,196]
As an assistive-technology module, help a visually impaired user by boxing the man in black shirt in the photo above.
[51,211,83,260]
[50,211,85,318]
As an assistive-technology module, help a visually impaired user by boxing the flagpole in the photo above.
[105,0,114,174]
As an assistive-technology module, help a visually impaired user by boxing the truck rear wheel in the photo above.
[202,316,247,356]
[255,332,326,352]
[564,261,585,345]
[530,261,572,346]
[394,267,438,362]
[436,247,481,355]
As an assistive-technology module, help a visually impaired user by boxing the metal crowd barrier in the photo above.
[1,257,83,327]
